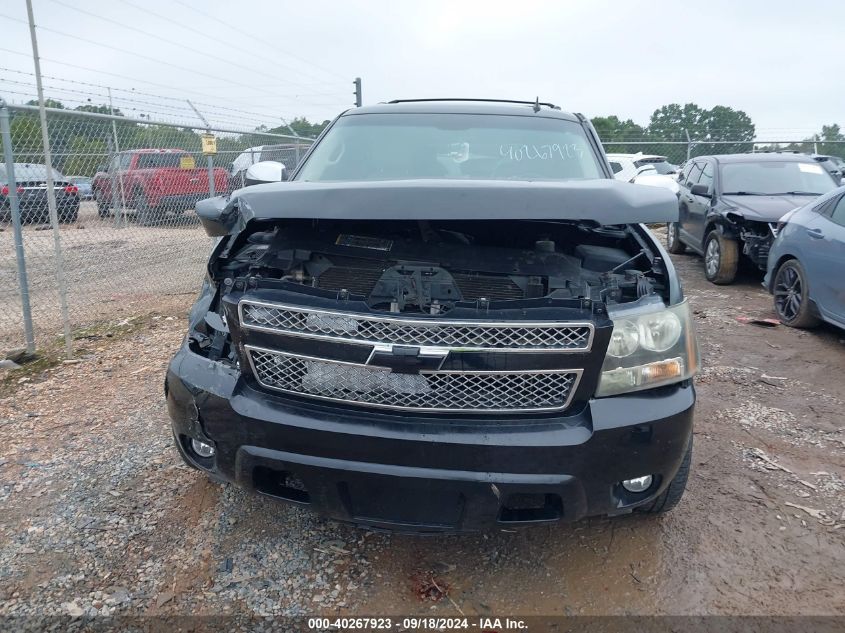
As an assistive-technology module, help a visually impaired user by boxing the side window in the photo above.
[685,162,703,187]
[830,196,845,227]
[119,154,133,170]
[609,161,623,175]
[697,161,714,192]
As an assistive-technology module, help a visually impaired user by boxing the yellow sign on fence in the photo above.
[201,134,217,155]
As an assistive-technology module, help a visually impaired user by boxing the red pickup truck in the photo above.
[92,149,229,225]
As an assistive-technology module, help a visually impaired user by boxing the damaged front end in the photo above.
[165,179,697,531]
[724,211,779,269]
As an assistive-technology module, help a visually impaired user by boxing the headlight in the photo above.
[596,298,699,397]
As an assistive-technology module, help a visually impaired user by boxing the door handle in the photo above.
[806,228,824,239]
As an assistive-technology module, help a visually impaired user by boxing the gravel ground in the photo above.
[0,227,843,621]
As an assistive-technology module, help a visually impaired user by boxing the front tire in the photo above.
[637,436,692,515]
[666,222,686,254]
[58,204,78,224]
[95,193,111,218]
[773,259,819,328]
[703,230,739,284]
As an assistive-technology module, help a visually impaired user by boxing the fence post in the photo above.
[684,129,692,161]
[26,0,73,356]
[108,88,128,228]
[106,135,122,228]
[0,97,36,354]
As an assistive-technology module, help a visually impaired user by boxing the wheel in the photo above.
[95,193,111,218]
[703,230,739,284]
[666,222,686,254]
[773,259,820,328]
[637,436,692,515]
[58,205,78,224]
[22,208,48,224]
[135,191,161,226]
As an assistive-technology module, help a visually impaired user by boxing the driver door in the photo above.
[678,161,703,247]
[688,160,714,242]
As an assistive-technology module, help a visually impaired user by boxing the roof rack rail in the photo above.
[386,98,561,110]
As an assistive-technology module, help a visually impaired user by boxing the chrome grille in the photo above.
[239,301,593,351]
[246,347,581,413]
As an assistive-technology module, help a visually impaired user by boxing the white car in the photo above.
[230,144,307,188]
[606,153,680,196]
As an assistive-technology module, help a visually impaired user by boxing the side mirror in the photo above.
[195,196,231,237]
[244,161,287,186]
[690,183,711,197]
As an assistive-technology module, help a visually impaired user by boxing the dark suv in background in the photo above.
[667,153,840,284]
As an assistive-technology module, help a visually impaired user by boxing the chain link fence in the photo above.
[2,103,844,355]
[0,102,312,353]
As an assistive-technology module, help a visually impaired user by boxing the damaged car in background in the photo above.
[668,153,840,284]
[166,99,700,533]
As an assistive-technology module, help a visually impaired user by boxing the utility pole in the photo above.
[26,0,73,356]
[353,77,362,108]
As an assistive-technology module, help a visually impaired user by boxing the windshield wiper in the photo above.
[721,191,768,195]
[770,191,823,196]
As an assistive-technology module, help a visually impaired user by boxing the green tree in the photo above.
[268,116,330,139]
[816,124,844,157]
[647,103,755,162]
[590,115,646,154]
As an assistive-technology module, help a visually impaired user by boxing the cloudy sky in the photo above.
[0,0,840,139]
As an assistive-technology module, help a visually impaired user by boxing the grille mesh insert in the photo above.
[247,348,579,413]
[240,302,592,351]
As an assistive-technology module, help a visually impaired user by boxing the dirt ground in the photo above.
[0,200,209,348]
[0,226,843,620]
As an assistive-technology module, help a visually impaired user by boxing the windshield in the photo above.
[720,161,837,195]
[295,113,603,182]
[634,158,675,174]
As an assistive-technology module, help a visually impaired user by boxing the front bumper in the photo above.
[166,344,694,533]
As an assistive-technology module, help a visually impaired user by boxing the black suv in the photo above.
[668,153,839,284]
[166,99,699,533]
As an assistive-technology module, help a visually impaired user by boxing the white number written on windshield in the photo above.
[499,143,584,161]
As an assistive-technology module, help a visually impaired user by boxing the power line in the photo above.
[111,0,342,89]
[171,0,350,84]
[0,12,333,129]
[43,0,346,96]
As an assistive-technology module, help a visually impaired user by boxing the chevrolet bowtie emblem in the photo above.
[366,344,448,374]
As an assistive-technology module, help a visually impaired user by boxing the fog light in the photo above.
[621,475,653,493]
[191,439,215,458]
